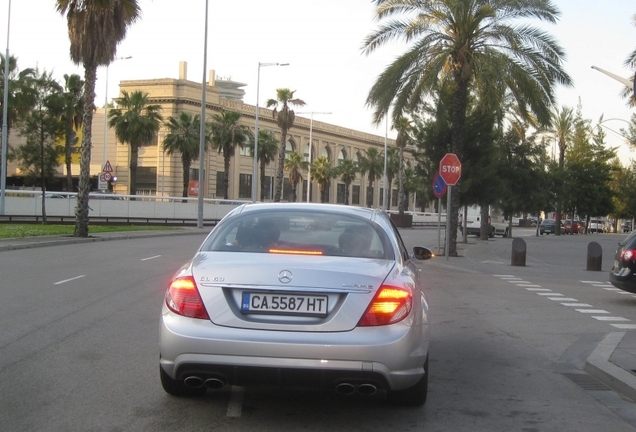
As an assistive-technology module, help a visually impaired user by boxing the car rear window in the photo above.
[202,210,390,259]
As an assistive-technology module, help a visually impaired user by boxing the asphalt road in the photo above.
[0,228,635,431]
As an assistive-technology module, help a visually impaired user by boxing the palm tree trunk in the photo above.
[448,82,469,256]
[65,123,74,192]
[274,129,287,202]
[344,182,350,205]
[182,158,190,203]
[130,145,139,198]
[74,64,97,238]
[260,161,267,201]
[223,151,231,199]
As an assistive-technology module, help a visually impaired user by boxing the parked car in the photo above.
[609,230,636,293]
[564,219,584,234]
[539,219,564,235]
[589,219,604,234]
[159,203,433,406]
[605,221,615,233]
[621,221,632,233]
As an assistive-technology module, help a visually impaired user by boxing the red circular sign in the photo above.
[439,153,461,186]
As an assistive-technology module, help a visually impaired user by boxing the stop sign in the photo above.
[439,153,461,186]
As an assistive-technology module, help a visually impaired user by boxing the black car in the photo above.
[609,230,636,293]
[539,219,564,235]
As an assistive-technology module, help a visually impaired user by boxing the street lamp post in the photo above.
[297,111,331,202]
[253,62,288,203]
[102,55,131,184]
[0,0,12,215]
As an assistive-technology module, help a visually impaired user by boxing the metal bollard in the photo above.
[587,242,602,271]
[511,238,526,266]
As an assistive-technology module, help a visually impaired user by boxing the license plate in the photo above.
[241,292,328,316]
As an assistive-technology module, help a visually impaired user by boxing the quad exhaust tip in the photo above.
[183,376,226,390]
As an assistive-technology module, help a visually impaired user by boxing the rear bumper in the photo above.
[159,308,429,391]
[609,268,636,293]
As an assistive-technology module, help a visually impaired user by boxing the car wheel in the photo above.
[160,366,207,397]
[387,356,428,407]
[489,227,495,238]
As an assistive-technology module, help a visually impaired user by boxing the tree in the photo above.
[311,156,336,203]
[384,147,399,209]
[56,0,141,237]
[550,106,575,235]
[357,147,383,208]
[251,129,278,201]
[394,116,412,214]
[284,151,308,202]
[0,54,37,151]
[108,90,163,197]
[363,0,571,255]
[266,88,305,202]
[337,158,358,205]
[13,69,64,222]
[163,111,203,200]
[60,73,84,192]
[209,110,250,200]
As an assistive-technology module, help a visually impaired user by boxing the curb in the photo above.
[585,332,636,402]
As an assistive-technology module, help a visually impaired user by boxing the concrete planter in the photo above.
[390,212,413,228]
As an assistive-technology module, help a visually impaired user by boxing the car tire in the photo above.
[489,227,495,238]
[160,366,207,397]
[387,356,428,407]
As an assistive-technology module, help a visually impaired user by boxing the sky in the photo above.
[1,0,635,164]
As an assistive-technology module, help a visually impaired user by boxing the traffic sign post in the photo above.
[439,154,461,260]
[432,172,447,255]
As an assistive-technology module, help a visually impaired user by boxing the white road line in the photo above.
[526,288,551,291]
[580,280,603,284]
[561,303,592,307]
[54,275,86,285]
[226,386,244,417]
[520,285,542,287]
[550,297,578,301]
[494,275,516,278]
[576,309,610,314]
[537,293,562,296]
[141,255,162,261]
[611,324,636,329]
[592,316,631,322]
[603,288,621,291]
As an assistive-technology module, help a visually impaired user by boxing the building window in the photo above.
[380,188,385,208]
[262,176,273,200]
[283,178,293,201]
[338,149,346,165]
[392,189,398,207]
[337,183,345,204]
[239,173,252,199]
[304,143,313,163]
[321,145,331,161]
[352,185,360,205]
[239,143,252,157]
[285,140,295,160]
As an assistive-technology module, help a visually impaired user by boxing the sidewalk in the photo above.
[0,226,635,402]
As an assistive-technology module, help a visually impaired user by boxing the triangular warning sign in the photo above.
[102,161,113,173]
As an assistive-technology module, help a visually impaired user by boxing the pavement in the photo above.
[0,225,635,403]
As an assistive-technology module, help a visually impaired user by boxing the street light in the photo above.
[102,55,131,181]
[297,111,331,202]
[253,62,288,203]
[0,0,12,215]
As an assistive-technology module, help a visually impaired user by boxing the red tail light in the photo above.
[165,276,209,319]
[358,285,412,326]
[620,249,636,262]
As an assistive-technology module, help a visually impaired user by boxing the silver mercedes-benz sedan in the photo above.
[160,203,433,406]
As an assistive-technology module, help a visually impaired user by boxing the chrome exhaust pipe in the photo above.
[204,377,226,390]
[335,383,356,395]
[183,376,204,388]
[357,384,378,396]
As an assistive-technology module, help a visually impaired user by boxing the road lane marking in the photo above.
[550,297,578,301]
[141,255,162,261]
[526,288,550,291]
[611,324,636,329]
[561,303,592,307]
[54,275,86,285]
[592,316,630,321]
[537,292,562,296]
[576,309,610,314]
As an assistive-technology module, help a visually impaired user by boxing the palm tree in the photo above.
[284,151,308,202]
[311,156,335,203]
[550,105,575,235]
[624,13,636,104]
[394,116,412,215]
[163,111,203,200]
[363,0,571,255]
[337,158,358,205]
[60,73,84,192]
[357,147,383,208]
[56,0,141,237]
[108,90,163,197]
[0,54,37,146]
[384,146,399,209]
[251,129,278,201]
[266,88,306,202]
[210,110,250,199]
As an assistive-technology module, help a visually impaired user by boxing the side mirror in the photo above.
[412,246,433,260]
